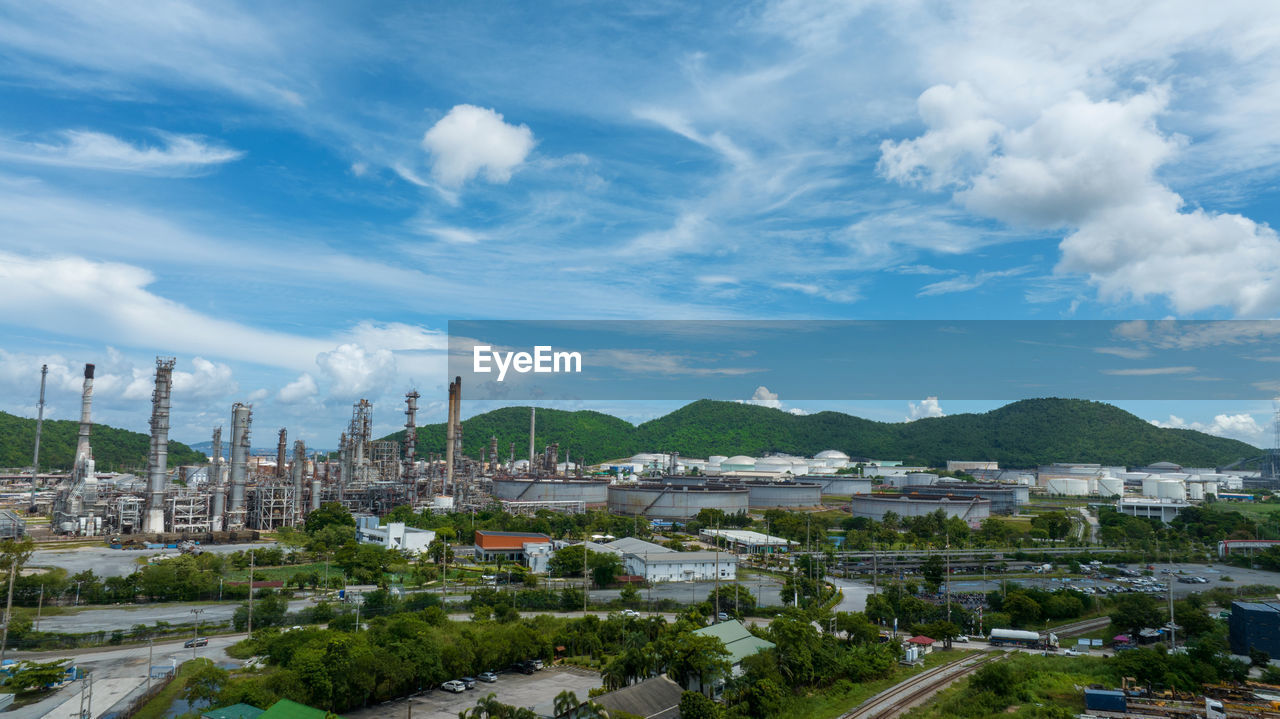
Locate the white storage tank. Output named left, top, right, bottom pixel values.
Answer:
left=1096, top=477, right=1124, bottom=498
left=905, top=472, right=939, bottom=486
left=1156, top=480, right=1186, bottom=501
left=709, top=455, right=728, bottom=465
left=721, top=455, right=756, bottom=472
left=1087, top=478, right=1099, bottom=495
left=1142, top=477, right=1162, bottom=498
left=1204, top=481, right=1219, bottom=496
left=1047, top=478, right=1090, bottom=496
left=1188, top=483, right=1205, bottom=501
left=755, top=457, right=793, bottom=473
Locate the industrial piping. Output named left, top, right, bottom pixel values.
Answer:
left=144, top=358, right=175, bottom=533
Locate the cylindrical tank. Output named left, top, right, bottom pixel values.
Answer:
left=740, top=481, right=822, bottom=508
left=1047, top=478, right=1089, bottom=496
left=1204, top=481, right=1219, bottom=496
left=904, top=472, right=938, bottom=486
left=228, top=402, right=252, bottom=514
left=607, top=484, right=749, bottom=519
left=721, top=455, right=755, bottom=472
left=1157, top=480, right=1185, bottom=501
left=1141, top=477, right=1161, bottom=497
left=492, top=478, right=610, bottom=505
left=1087, top=478, right=1099, bottom=495
left=755, top=457, right=792, bottom=473
left=708, top=455, right=728, bottom=465
left=1096, top=477, right=1124, bottom=497
left=812, top=477, right=873, bottom=496
left=1188, top=483, right=1205, bottom=501
left=849, top=493, right=991, bottom=522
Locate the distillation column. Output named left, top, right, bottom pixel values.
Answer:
left=144, top=358, right=175, bottom=533
left=210, top=426, right=226, bottom=531
left=445, top=379, right=457, bottom=495
left=291, top=439, right=306, bottom=524
left=276, top=429, right=287, bottom=478
left=528, top=407, right=536, bottom=474
left=227, top=402, right=252, bottom=529
left=310, top=452, right=322, bottom=512
left=404, top=391, right=419, bottom=500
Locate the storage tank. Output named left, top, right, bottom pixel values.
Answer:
left=904, top=472, right=938, bottom=486
left=810, top=477, right=873, bottom=496
left=491, top=478, right=610, bottom=505
left=1204, top=481, right=1219, bottom=496
left=1188, top=482, right=1205, bottom=501
left=1141, top=477, right=1162, bottom=497
left=1156, top=479, right=1186, bottom=501
left=607, top=484, right=749, bottom=519
left=721, top=455, right=756, bottom=472
left=755, top=457, right=793, bottom=473
left=789, top=460, right=810, bottom=476
left=1087, top=478, right=1099, bottom=495
left=1046, top=478, right=1089, bottom=496
left=849, top=493, right=990, bottom=522
left=1096, top=477, right=1124, bottom=498
left=740, top=481, right=822, bottom=509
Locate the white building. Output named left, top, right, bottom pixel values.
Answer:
left=1115, top=497, right=1190, bottom=523
left=626, top=550, right=737, bottom=582
left=356, top=522, right=436, bottom=554
left=700, top=528, right=796, bottom=554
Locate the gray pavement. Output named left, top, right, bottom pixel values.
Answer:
left=30, top=542, right=271, bottom=578
left=35, top=598, right=312, bottom=634
left=346, top=666, right=603, bottom=719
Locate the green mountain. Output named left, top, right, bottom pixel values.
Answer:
left=0, top=411, right=206, bottom=472
left=393, top=398, right=1261, bottom=469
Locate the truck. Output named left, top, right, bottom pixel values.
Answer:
left=989, top=628, right=1059, bottom=650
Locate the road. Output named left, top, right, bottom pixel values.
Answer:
left=5, top=634, right=244, bottom=719
left=35, top=599, right=313, bottom=634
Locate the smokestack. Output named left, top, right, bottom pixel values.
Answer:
left=529, top=407, right=536, bottom=473
left=291, top=439, right=306, bottom=523
left=451, top=377, right=462, bottom=491
left=75, top=363, right=95, bottom=471
left=210, top=426, right=225, bottom=530
left=29, top=364, right=48, bottom=510
left=444, top=379, right=456, bottom=495
left=276, top=428, right=288, bottom=478
left=144, top=358, right=175, bottom=533
left=228, top=402, right=252, bottom=525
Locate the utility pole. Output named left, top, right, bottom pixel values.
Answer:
left=246, top=550, right=254, bottom=635
left=191, top=608, right=205, bottom=657
left=583, top=530, right=589, bottom=614
left=0, top=561, right=15, bottom=662
left=35, top=584, right=43, bottom=631
left=945, top=534, right=951, bottom=626
left=714, top=519, right=721, bottom=620
left=147, top=638, right=154, bottom=691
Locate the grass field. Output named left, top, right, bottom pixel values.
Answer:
left=774, top=649, right=980, bottom=719
left=1207, top=501, right=1280, bottom=521
left=130, top=658, right=205, bottom=719
left=904, top=653, right=1113, bottom=718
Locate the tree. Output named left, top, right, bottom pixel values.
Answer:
left=183, top=658, right=229, bottom=705
left=679, top=690, right=721, bottom=719
left=553, top=690, right=580, bottom=717
left=549, top=545, right=586, bottom=578
left=306, top=502, right=355, bottom=535
left=834, top=611, right=880, bottom=645
left=662, top=634, right=731, bottom=695
left=1003, top=593, right=1041, bottom=628
left=589, top=552, right=624, bottom=589
left=7, top=659, right=69, bottom=694
left=1110, top=593, right=1164, bottom=640
left=920, top=554, right=944, bottom=592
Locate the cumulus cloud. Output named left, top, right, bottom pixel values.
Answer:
left=907, top=396, right=944, bottom=421
left=277, top=373, right=318, bottom=403
left=881, top=85, right=1280, bottom=315
left=171, top=357, right=237, bottom=399
left=0, top=130, right=244, bottom=175
left=421, top=105, right=535, bottom=187
left=316, top=343, right=396, bottom=397
left=737, top=385, right=808, bottom=415
left=1150, top=412, right=1265, bottom=445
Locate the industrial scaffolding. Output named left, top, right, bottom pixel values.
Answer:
left=249, top=483, right=297, bottom=530
left=167, top=492, right=211, bottom=533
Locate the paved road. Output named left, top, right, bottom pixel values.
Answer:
left=5, top=634, right=243, bottom=719
left=35, top=599, right=313, bottom=634
left=346, top=666, right=602, bottom=719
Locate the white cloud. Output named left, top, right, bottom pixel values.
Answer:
left=1150, top=413, right=1265, bottom=445
left=883, top=82, right=1280, bottom=315
left=277, top=373, right=318, bottom=403
left=735, top=385, right=807, bottom=414
left=916, top=266, right=1031, bottom=297
left=421, top=105, right=535, bottom=187
left=907, top=396, right=944, bottom=421
left=172, top=357, right=237, bottom=399
left=1101, top=366, right=1196, bottom=376
left=315, top=343, right=396, bottom=398
left=0, top=130, right=243, bottom=174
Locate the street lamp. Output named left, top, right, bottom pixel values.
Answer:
left=190, top=608, right=205, bottom=658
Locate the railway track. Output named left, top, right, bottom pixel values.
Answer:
left=1051, top=616, right=1111, bottom=638
left=840, top=652, right=1006, bottom=719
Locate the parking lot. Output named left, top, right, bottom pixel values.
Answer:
left=345, top=666, right=602, bottom=719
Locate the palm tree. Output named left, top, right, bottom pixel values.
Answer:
left=554, top=689, right=581, bottom=717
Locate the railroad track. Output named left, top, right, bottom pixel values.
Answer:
left=840, top=652, right=1005, bottom=719
left=1051, top=616, right=1111, bottom=637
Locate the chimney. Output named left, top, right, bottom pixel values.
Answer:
left=529, top=407, right=536, bottom=473
left=74, top=363, right=95, bottom=472
left=276, top=428, right=288, bottom=478
left=445, top=379, right=456, bottom=495
left=291, top=439, right=306, bottom=523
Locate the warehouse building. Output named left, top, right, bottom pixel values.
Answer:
left=700, top=528, right=796, bottom=554
left=1114, top=497, right=1189, bottom=523
left=473, top=529, right=552, bottom=566
left=626, top=549, right=737, bottom=582
left=355, top=521, right=435, bottom=554
left=1229, top=601, right=1280, bottom=657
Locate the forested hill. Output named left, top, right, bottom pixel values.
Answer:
left=0, top=411, right=205, bottom=472
left=388, top=398, right=1260, bottom=469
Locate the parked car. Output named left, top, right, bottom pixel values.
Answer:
left=953, top=635, right=969, bottom=643
left=531, top=659, right=544, bottom=670
left=461, top=677, right=476, bottom=689
left=442, top=680, right=466, bottom=693
left=478, top=671, right=498, bottom=683
left=511, top=661, right=535, bottom=675
left=717, top=612, right=730, bottom=622
left=184, top=637, right=209, bottom=648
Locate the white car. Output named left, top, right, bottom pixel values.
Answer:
left=442, top=680, right=466, bottom=693
left=1062, top=648, right=1083, bottom=656
left=619, top=609, right=641, bottom=618
left=953, top=635, right=969, bottom=643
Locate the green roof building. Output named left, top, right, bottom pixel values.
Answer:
left=202, top=704, right=265, bottom=719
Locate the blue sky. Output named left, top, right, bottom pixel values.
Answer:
left=1, top=2, right=1279, bottom=451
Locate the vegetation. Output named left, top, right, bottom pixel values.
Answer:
left=0, top=410, right=204, bottom=471
left=378, top=398, right=1257, bottom=467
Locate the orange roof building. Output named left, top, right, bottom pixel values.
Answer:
left=474, top=529, right=552, bottom=565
